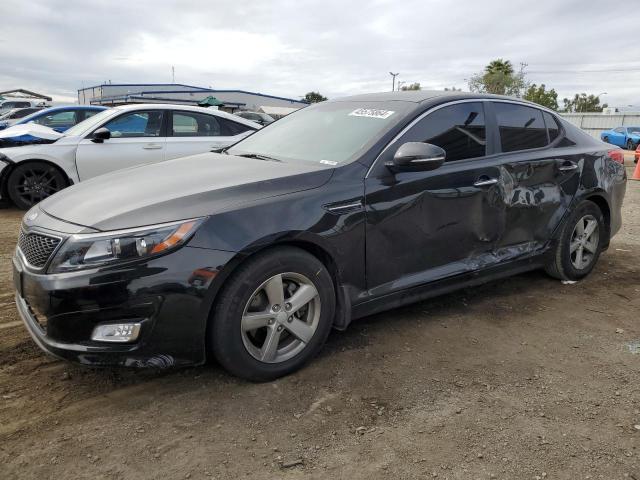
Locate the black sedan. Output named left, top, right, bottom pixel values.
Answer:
left=13, top=91, right=627, bottom=381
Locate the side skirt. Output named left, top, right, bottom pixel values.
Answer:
left=349, top=255, right=547, bottom=322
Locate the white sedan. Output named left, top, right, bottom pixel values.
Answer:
left=0, top=104, right=260, bottom=209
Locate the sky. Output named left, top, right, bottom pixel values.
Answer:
left=1, top=0, right=638, bottom=108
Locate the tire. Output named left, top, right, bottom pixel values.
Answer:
left=209, top=246, right=336, bottom=381
left=627, top=139, right=635, bottom=151
left=603, top=136, right=609, bottom=144
left=7, top=161, right=68, bottom=210
left=545, top=200, right=605, bottom=281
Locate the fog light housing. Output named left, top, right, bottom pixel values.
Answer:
left=91, top=323, right=141, bottom=343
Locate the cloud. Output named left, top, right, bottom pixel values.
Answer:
left=0, top=0, right=638, bottom=108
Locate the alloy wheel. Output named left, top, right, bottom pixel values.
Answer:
left=13, top=167, right=64, bottom=205
left=569, top=214, right=599, bottom=270
left=241, top=272, right=321, bottom=364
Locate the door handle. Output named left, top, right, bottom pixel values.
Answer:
left=473, top=177, right=499, bottom=187
left=143, top=144, right=163, bottom=150
left=558, top=161, right=578, bottom=172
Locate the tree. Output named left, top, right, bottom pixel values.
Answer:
left=562, top=93, right=608, bottom=113
left=400, top=82, right=421, bottom=91
left=302, top=91, right=327, bottom=103
left=468, top=59, right=527, bottom=97
left=523, top=83, right=559, bottom=110
left=444, top=86, right=461, bottom=92
left=485, top=59, right=514, bottom=76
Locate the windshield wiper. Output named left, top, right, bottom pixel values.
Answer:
left=235, top=152, right=282, bottom=162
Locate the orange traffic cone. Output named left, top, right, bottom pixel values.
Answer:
left=632, top=158, right=640, bottom=181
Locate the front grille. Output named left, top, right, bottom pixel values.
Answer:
left=18, top=229, right=61, bottom=268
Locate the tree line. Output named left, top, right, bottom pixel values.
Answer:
left=467, top=59, right=607, bottom=112
left=302, top=58, right=608, bottom=112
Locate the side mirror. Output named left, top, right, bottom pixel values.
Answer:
left=91, top=127, right=111, bottom=143
left=387, top=142, right=446, bottom=171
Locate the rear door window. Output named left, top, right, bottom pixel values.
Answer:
left=397, top=102, right=487, bottom=162
left=494, top=103, right=547, bottom=152
left=33, top=110, right=77, bottom=128
left=171, top=111, right=222, bottom=137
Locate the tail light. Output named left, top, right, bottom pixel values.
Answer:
left=608, top=150, right=624, bottom=165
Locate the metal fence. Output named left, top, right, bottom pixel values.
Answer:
left=560, top=113, right=640, bottom=139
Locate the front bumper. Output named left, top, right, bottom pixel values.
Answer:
left=13, top=244, right=236, bottom=368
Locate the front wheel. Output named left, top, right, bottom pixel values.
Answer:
left=209, top=247, right=336, bottom=381
left=545, top=200, right=605, bottom=281
left=627, top=139, right=635, bottom=151
left=7, top=162, right=68, bottom=210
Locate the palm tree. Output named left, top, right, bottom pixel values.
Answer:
left=485, top=59, right=514, bottom=76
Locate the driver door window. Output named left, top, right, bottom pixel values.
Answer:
left=396, top=102, right=487, bottom=161
left=104, top=111, right=164, bottom=138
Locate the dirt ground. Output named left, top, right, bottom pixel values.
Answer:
left=0, top=162, right=639, bottom=480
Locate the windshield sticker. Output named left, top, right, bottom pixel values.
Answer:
left=320, top=160, right=338, bottom=166
left=349, top=108, right=395, bottom=119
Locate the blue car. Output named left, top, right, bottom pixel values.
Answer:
left=0, top=105, right=107, bottom=148
left=600, top=126, right=640, bottom=150
left=0, top=105, right=107, bottom=131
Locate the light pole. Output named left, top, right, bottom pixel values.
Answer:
left=389, top=72, right=399, bottom=92
left=595, top=92, right=608, bottom=111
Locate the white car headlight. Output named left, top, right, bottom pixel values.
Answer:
left=48, top=218, right=205, bottom=273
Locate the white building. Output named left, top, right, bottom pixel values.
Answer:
left=77, top=83, right=307, bottom=115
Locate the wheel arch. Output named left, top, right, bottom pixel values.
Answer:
left=202, top=234, right=351, bottom=353
left=584, top=193, right=611, bottom=247
left=1, top=158, right=73, bottom=204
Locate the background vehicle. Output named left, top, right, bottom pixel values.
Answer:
left=0, top=98, right=46, bottom=113
left=12, top=91, right=627, bottom=381
left=0, top=105, right=108, bottom=149
left=601, top=126, right=640, bottom=150
left=0, top=105, right=107, bottom=133
left=0, top=104, right=260, bottom=208
left=0, top=107, right=45, bottom=128
left=235, top=111, right=275, bottom=126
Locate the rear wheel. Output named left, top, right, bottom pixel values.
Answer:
left=7, top=161, right=68, bottom=209
left=209, top=247, right=335, bottom=381
left=545, top=200, right=604, bottom=281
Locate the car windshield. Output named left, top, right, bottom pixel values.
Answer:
left=227, top=101, right=412, bottom=165
left=628, top=127, right=640, bottom=134
left=63, top=109, right=112, bottom=136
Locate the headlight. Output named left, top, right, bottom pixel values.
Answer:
left=48, top=218, right=205, bottom=273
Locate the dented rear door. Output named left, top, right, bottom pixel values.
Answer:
left=364, top=101, right=510, bottom=294
left=490, top=103, right=580, bottom=257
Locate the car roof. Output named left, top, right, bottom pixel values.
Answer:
left=331, top=90, right=553, bottom=110
left=111, top=103, right=261, bottom=128
left=34, top=105, right=107, bottom=113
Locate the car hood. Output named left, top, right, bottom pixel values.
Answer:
left=40, top=152, right=334, bottom=231
left=0, top=123, right=63, bottom=140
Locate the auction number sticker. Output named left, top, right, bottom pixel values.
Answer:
left=349, top=108, right=395, bottom=119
